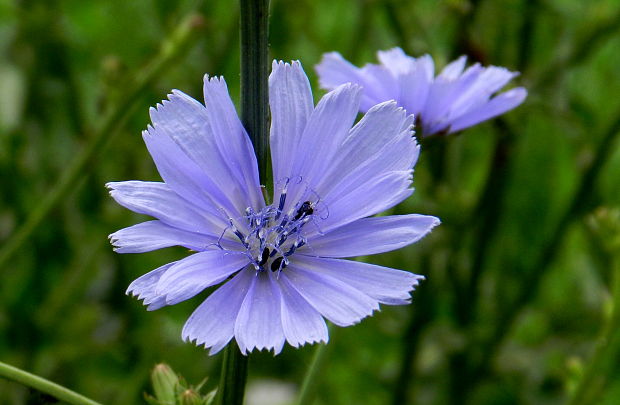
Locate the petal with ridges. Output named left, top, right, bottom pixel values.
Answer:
left=306, top=214, right=440, bottom=257
left=156, top=250, right=249, bottom=305
left=318, top=171, right=414, bottom=234
left=234, top=271, right=285, bottom=354
left=182, top=269, right=254, bottom=355
left=142, top=125, right=236, bottom=221
left=106, top=181, right=222, bottom=236
left=284, top=83, right=362, bottom=210
left=315, top=101, right=411, bottom=194
left=149, top=91, right=258, bottom=213
left=293, top=256, right=424, bottom=305
left=126, top=262, right=176, bottom=311
left=277, top=274, right=328, bottom=347
left=269, top=61, right=314, bottom=185
left=201, top=78, right=263, bottom=210
left=285, top=263, right=379, bottom=326
left=449, top=87, right=527, bottom=133
left=109, top=220, right=227, bottom=253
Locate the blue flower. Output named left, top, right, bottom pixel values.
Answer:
left=108, top=61, right=439, bottom=355
left=315, top=48, right=527, bottom=136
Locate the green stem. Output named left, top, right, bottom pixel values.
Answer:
left=296, top=325, right=333, bottom=405
left=216, top=345, right=249, bottom=405
left=0, top=14, right=204, bottom=271
left=0, top=361, right=102, bottom=405
left=240, top=0, right=271, bottom=184
left=568, top=255, right=620, bottom=405
left=215, top=1, right=270, bottom=404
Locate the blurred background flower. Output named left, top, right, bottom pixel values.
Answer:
left=316, top=48, right=527, bottom=136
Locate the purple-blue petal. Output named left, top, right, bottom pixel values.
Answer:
left=182, top=269, right=254, bottom=355
left=106, top=181, right=222, bottom=236
left=269, top=61, right=314, bottom=186
left=109, top=220, right=223, bottom=253
left=156, top=250, right=249, bottom=305
left=201, top=78, right=263, bottom=210
left=149, top=89, right=263, bottom=214
left=234, top=271, right=285, bottom=354
left=449, top=87, right=528, bottom=133
left=277, top=274, right=328, bottom=347
left=281, top=82, right=362, bottom=211
left=292, top=256, right=424, bottom=306
left=126, top=262, right=176, bottom=311
left=306, top=214, right=440, bottom=257
left=284, top=263, right=379, bottom=327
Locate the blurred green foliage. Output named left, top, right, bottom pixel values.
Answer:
left=1, top=0, right=620, bottom=404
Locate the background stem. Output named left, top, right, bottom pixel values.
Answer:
left=0, top=14, right=204, bottom=271
left=0, top=361, right=102, bottom=405
left=296, top=325, right=334, bottom=405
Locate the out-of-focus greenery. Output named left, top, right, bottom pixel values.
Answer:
left=1, top=0, right=620, bottom=404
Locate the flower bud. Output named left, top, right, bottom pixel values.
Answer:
left=151, top=363, right=178, bottom=404
left=179, top=389, right=202, bottom=405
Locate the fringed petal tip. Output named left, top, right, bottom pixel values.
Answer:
left=108, top=232, right=122, bottom=251
left=271, top=59, right=304, bottom=70
left=125, top=288, right=167, bottom=312
left=202, top=74, right=226, bottom=86
left=104, top=182, right=119, bottom=192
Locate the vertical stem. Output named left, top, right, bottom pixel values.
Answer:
left=216, top=1, right=270, bottom=405
left=240, top=0, right=271, bottom=183
left=216, top=345, right=249, bottom=405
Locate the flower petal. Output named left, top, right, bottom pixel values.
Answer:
left=284, top=262, right=379, bottom=326
left=315, top=52, right=385, bottom=112
left=182, top=269, right=254, bottom=355
left=109, top=220, right=225, bottom=253
left=142, top=125, right=236, bottom=221
left=377, top=47, right=415, bottom=75
left=234, top=271, right=285, bottom=354
left=318, top=171, right=414, bottom=234
left=106, top=181, right=222, bottom=235
left=126, top=262, right=176, bottom=311
left=449, top=87, right=527, bottom=133
left=306, top=214, right=440, bottom=257
left=277, top=274, right=328, bottom=347
left=283, top=83, right=362, bottom=211
left=438, top=55, right=467, bottom=81
left=149, top=89, right=262, bottom=214
left=156, top=250, right=249, bottom=306
left=315, top=101, right=414, bottom=196
left=398, top=55, right=434, bottom=115
left=444, top=65, right=517, bottom=122
left=202, top=77, right=263, bottom=209
left=269, top=61, right=314, bottom=185
left=292, top=256, right=424, bottom=306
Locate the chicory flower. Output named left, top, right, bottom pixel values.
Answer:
left=108, top=61, right=439, bottom=355
left=316, top=47, right=527, bottom=136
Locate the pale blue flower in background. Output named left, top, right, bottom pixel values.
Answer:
left=316, top=47, right=527, bottom=136
left=107, top=61, right=439, bottom=355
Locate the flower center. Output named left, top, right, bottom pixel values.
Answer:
left=217, top=180, right=321, bottom=273
left=234, top=197, right=314, bottom=273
